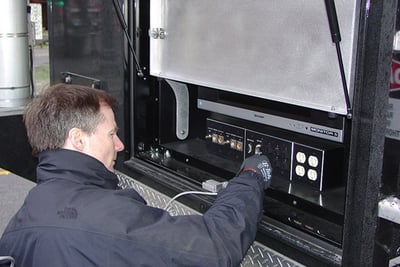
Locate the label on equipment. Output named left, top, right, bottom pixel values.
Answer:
left=391, top=60, right=400, bottom=90
left=387, top=59, right=400, bottom=140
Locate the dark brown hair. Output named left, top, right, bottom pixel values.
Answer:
left=24, top=83, right=118, bottom=155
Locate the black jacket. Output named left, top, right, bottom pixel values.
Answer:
left=0, top=149, right=264, bottom=267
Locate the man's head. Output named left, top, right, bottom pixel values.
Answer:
left=24, top=83, right=124, bottom=172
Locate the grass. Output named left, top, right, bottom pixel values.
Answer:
left=33, top=65, right=50, bottom=95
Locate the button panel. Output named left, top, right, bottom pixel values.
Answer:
left=206, top=118, right=344, bottom=191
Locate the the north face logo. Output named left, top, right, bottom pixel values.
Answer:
left=57, top=207, right=78, bottom=219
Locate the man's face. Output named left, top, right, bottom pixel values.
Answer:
left=82, top=105, right=124, bottom=172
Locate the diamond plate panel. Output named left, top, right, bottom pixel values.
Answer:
left=116, top=172, right=303, bottom=267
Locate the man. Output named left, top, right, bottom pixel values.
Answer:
left=0, top=83, right=272, bottom=266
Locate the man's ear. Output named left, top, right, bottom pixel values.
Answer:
left=65, top=128, right=86, bottom=151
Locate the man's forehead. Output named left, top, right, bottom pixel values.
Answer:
left=98, top=105, right=117, bottom=126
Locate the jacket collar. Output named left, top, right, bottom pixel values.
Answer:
left=37, top=149, right=118, bottom=189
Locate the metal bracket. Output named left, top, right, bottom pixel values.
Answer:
left=61, top=72, right=103, bottom=89
left=378, top=195, right=400, bottom=224
left=165, top=79, right=189, bottom=140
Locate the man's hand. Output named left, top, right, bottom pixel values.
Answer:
left=239, top=155, right=272, bottom=189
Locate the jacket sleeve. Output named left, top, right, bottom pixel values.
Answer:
left=203, top=172, right=264, bottom=260
left=119, top=171, right=265, bottom=267
left=202, top=171, right=265, bottom=264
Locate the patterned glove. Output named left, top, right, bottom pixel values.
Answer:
left=239, top=154, right=272, bottom=189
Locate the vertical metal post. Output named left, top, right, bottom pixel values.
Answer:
left=343, top=0, right=397, bottom=265
left=0, top=0, right=30, bottom=108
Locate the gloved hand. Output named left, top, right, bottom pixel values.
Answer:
left=238, top=154, right=272, bottom=189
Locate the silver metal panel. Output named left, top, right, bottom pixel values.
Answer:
left=116, top=172, right=304, bottom=267
left=198, top=99, right=344, bottom=143
left=150, top=0, right=360, bottom=115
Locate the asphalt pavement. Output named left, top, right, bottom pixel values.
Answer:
left=33, top=45, right=49, bottom=68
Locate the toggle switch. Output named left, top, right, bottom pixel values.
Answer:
left=255, top=144, right=262, bottom=155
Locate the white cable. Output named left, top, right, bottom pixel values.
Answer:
left=164, top=191, right=217, bottom=211
left=0, top=256, right=15, bottom=267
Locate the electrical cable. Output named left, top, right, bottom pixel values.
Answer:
left=29, top=44, right=35, bottom=97
left=0, top=256, right=15, bottom=267
left=164, top=191, right=218, bottom=212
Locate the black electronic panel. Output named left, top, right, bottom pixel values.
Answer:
left=202, top=116, right=346, bottom=246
